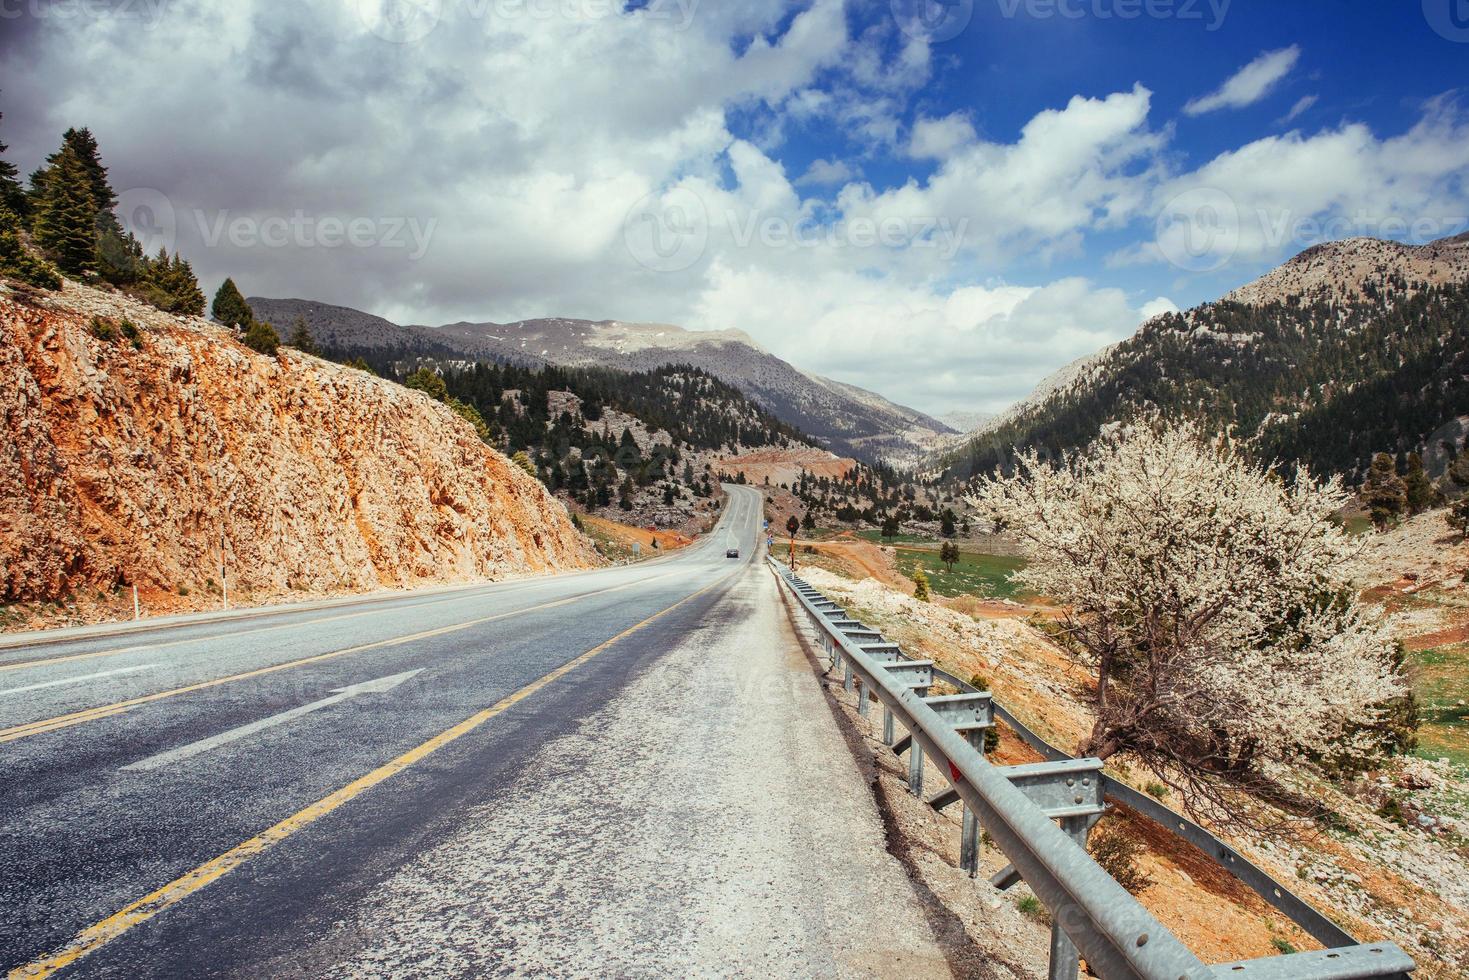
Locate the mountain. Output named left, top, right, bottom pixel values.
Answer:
left=247, top=299, right=955, bottom=467
left=943, top=234, right=1469, bottom=481
left=938, top=410, right=993, bottom=433
left=1, top=282, right=592, bottom=607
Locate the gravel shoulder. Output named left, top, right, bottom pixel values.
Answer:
left=310, top=559, right=961, bottom=978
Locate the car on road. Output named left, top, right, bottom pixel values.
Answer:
left=725, top=548, right=740, bottom=558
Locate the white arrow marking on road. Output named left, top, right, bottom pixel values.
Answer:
left=121, top=669, right=425, bottom=773
left=0, top=664, right=158, bottom=697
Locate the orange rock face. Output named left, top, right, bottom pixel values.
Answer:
left=0, top=283, right=595, bottom=603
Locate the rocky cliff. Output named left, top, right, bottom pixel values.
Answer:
left=0, top=283, right=595, bottom=612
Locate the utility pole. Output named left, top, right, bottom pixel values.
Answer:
left=220, top=531, right=229, bottom=611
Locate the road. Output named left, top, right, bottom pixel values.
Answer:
left=0, top=485, right=956, bottom=978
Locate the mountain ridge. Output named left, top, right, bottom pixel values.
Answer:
left=942, top=233, right=1469, bottom=480
left=247, top=297, right=956, bottom=466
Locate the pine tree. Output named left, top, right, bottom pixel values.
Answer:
left=30, top=145, right=97, bottom=276
left=286, top=315, right=320, bottom=355
left=165, top=253, right=205, bottom=315
left=940, top=540, right=960, bottom=572
left=1403, top=452, right=1435, bottom=515
left=1362, top=452, right=1407, bottom=530
left=0, top=100, right=26, bottom=219
left=211, top=278, right=254, bottom=328
left=0, top=200, right=62, bottom=289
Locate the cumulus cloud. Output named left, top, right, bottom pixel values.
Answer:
left=7, top=4, right=1466, bottom=420
left=907, top=112, right=977, bottom=160
left=794, top=158, right=858, bottom=186
left=1119, top=96, right=1469, bottom=271
left=1184, top=46, right=1300, bottom=116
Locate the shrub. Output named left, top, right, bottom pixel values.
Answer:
left=1271, top=938, right=1298, bottom=955
left=88, top=315, right=116, bottom=341
left=912, top=567, right=930, bottom=602
left=0, top=202, right=62, bottom=289
left=242, top=319, right=280, bottom=356
left=1088, top=819, right=1155, bottom=894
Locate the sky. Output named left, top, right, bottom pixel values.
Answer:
left=4, top=0, right=1469, bottom=419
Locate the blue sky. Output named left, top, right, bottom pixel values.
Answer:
left=8, top=0, right=1469, bottom=417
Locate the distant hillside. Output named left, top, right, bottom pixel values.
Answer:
left=944, top=234, right=1469, bottom=481
left=247, top=298, right=954, bottom=467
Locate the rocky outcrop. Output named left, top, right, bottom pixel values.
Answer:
left=0, top=282, right=596, bottom=606
left=1226, top=233, right=1469, bottom=307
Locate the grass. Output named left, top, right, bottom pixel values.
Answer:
left=1015, top=894, right=1049, bottom=924
left=890, top=545, right=1029, bottom=600
left=579, top=517, right=659, bottom=563
left=854, top=528, right=943, bottom=546
left=1409, top=641, right=1469, bottom=769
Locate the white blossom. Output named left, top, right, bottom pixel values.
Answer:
left=970, top=420, right=1405, bottom=821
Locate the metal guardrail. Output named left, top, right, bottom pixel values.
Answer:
left=769, top=558, right=1415, bottom=980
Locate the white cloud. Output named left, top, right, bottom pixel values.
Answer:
left=795, top=158, right=858, bottom=186
left=11, top=6, right=1468, bottom=422
left=1279, top=94, right=1319, bottom=126
left=1184, top=46, right=1300, bottom=116
left=907, top=112, right=977, bottom=160
left=1125, top=97, right=1469, bottom=271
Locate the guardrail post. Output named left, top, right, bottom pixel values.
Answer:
left=857, top=680, right=870, bottom=717
left=882, top=707, right=895, bottom=746
left=960, top=805, right=980, bottom=876
left=843, top=660, right=854, bottom=693
left=908, top=738, right=924, bottom=796
left=962, top=725, right=987, bottom=876
left=1046, top=815, right=1090, bottom=980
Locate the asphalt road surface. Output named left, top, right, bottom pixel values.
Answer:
left=1, top=484, right=953, bottom=978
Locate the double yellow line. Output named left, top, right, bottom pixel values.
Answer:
left=10, top=569, right=736, bottom=980
left=0, top=569, right=683, bottom=746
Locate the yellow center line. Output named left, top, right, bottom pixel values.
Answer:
left=0, top=573, right=605, bottom=675
left=9, top=568, right=735, bottom=980
left=0, top=568, right=687, bottom=746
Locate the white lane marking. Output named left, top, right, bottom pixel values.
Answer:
left=120, top=669, right=425, bottom=773
left=0, top=664, right=158, bottom=697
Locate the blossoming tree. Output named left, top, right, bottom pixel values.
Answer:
left=971, top=420, right=1409, bottom=824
